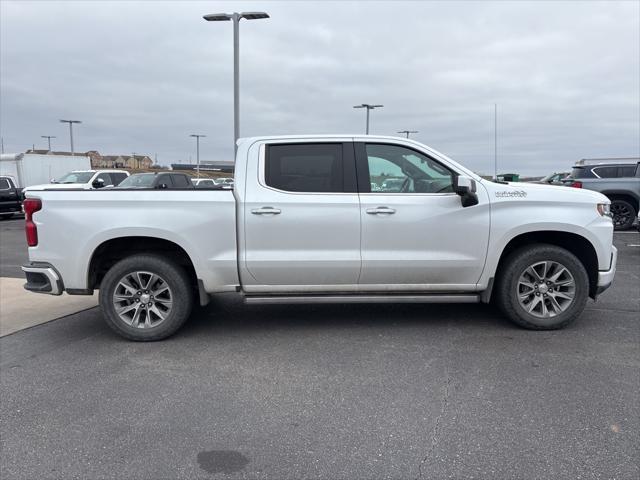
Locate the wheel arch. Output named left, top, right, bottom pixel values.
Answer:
left=492, top=231, right=599, bottom=300
left=87, top=236, right=199, bottom=294
left=601, top=191, right=639, bottom=212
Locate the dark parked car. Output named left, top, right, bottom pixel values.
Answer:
left=115, top=172, right=194, bottom=189
left=0, top=175, right=23, bottom=219
left=562, top=159, right=640, bottom=230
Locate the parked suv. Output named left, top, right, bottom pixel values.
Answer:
left=563, top=158, right=640, bottom=230
left=0, top=175, right=22, bottom=219
left=115, top=172, right=194, bottom=189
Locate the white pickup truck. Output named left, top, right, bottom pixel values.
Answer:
left=22, top=135, right=617, bottom=340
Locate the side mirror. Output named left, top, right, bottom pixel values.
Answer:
left=156, top=183, right=169, bottom=190
left=50, top=178, right=56, bottom=183
left=454, top=175, right=479, bottom=207
left=92, top=178, right=105, bottom=189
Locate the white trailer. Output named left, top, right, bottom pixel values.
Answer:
left=0, top=153, right=91, bottom=188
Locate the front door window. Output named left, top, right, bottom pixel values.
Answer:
left=366, top=144, right=454, bottom=194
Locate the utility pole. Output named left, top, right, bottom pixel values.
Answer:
left=41, top=135, right=56, bottom=151
left=59, top=119, right=82, bottom=155
left=397, top=130, right=418, bottom=139
left=204, top=11, right=270, bottom=155
left=353, top=104, right=383, bottom=134
left=1, top=137, right=4, bottom=154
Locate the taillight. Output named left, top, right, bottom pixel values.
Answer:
left=24, top=198, right=42, bottom=247
left=569, top=181, right=583, bottom=188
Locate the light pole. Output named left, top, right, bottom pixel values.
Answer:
left=494, top=103, right=498, bottom=181
left=41, top=135, right=56, bottom=151
left=203, top=11, right=269, bottom=155
left=397, top=130, right=418, bottom=139
left=189, top=134, right=206, bottom=177
left=353, top=104, right=383, bottom=134
left=59, top=119, right=81, bottom=155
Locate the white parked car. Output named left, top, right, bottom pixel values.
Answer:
left=191, top=178, right=219, bottom=188
left=21, top=135, right=616, bottom=340
left=24, top=169, right=130, bottom=191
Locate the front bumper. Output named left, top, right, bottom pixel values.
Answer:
left=595, top=246, right=617, bottom=296
left=22, top=262, right=63, bottom=295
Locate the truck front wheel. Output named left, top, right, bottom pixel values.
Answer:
left=99, top=254, right=193, bottom=341
left=495, top=245, right=589, bottom=330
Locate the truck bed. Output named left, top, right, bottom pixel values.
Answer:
left=26, top=189, right=240, bottom=293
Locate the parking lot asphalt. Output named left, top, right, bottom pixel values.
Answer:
left=0, top=216, right=27, bottom=278
left=1, top=217, right=638, bottom=479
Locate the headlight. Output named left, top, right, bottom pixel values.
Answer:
left=597, top=203, right=612, bottom=218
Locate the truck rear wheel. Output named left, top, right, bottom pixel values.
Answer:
left=99, top=254, right=193, bottom=341
left=495, top=245, right=589, bottom=330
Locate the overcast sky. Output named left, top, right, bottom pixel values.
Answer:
left=1, top=0, right=639, bottom=175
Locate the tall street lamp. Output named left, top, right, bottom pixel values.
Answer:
left=59, top=119, right=82, bottom=155
left=353, top=104, right=383, bottom=134
left=203, top=11, right=269, bottom=155
left=41, top=135, right=56, bottom=151
left=397, top=130, right=418, bottom=139
left=189, top=134, right=206, bottom=177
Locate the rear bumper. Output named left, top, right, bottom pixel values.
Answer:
left=21, top=262, right=63, bottom=295
left=596, top=246, right=617, bottom=295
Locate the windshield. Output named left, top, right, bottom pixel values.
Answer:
left=55, top=172, right=94, bottom=183
left=116, top=174, right=156, bottom=188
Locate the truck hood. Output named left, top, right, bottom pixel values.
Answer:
left=481, top=180, right=609, bottom=204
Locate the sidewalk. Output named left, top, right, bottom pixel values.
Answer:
left=0, top=277, right=98, bottom=336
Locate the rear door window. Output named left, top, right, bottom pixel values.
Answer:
left=592, top=166, right=617, bottom=178
left=618, top=166, right=636, bottom=177
left=265, top=143, right=345, bottom=193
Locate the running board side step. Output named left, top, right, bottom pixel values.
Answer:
left=244, top=294, right=480, bottom=305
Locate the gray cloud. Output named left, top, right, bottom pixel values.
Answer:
left=1, top=0, right=638, bottom=175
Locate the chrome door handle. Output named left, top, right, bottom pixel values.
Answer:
left=251, top=207, right=281, bottom=215
left=366, top=206, right=396, bottom=215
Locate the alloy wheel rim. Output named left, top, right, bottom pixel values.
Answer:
left=610, top=203, right=630, bottom=228
left=113, top=271, right=173, bottom=328
left=517, top=261, right=575, bottom=318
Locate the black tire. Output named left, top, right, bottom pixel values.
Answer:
left=99, top=254, right=194, bottom=341
left=610, top=199, right=636, bottom=231
left=495, top=244, right=589, bottom=330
